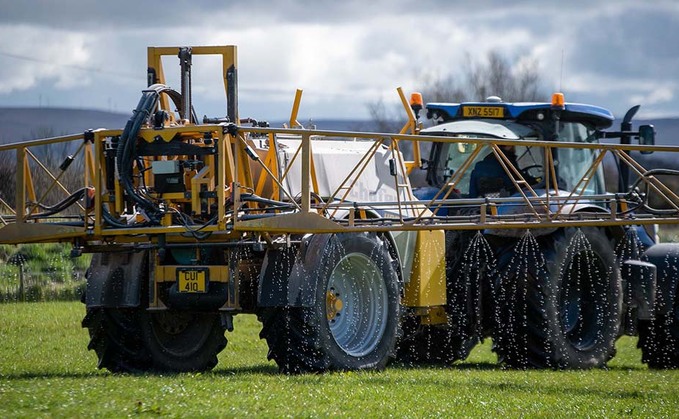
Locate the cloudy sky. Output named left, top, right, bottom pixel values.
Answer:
left=1, top=1, right=678, bottom=121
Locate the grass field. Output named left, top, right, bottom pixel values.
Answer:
left=1, top=302, right=678, bottom=417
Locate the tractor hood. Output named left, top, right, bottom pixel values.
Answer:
left=421, top=119, right=536, bottom=140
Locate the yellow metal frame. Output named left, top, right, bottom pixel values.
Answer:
left=3, top=126, right=679, bottom=245
left=396, top=87, right=423, bottom=175
left=147, top=45, right=238, bottom=121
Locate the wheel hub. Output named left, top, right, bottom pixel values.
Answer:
left=326, top=288, right=344, bottom=321
left=326, top=252, right=389, bottom=357
left=155, top=311, right=191, bottom=335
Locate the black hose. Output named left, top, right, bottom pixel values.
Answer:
left=627, top=168, right=679, bottom=215
left=629, top=168, right=679, bottom=190
left=27, top=188, right=87, bottom=218
left=240, top=193, right=297, bottom=209
left=175, top=212, right=218, bottom=240
left=116, top=84, right=189, bottom=224
left=117, top=90, right=159, bottom=221
left=101, top=207, right=151, bottom=229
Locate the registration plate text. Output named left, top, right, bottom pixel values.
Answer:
left=177, top=269, right=208, bottom=293
left=462, top=106, right=505, bottom=118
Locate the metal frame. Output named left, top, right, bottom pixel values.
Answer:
left=1, top=124, right=679, bottom=246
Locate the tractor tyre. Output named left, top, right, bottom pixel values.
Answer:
left=396, top=231, right=482, bottom=364
left=395, top=320, right=477, bottom=366
left=83, top=251, right=227, bottom=373
left=82, top=307, right=151, bottom=373
left=638, top=244, right=679, bottom=369
left=638, top=318, right=679, bottom=369
left=139, top=310, right=227, bottom=372
left=259, top=233, right=401, bottom=374
left=493, top=227, right=622, bottom=369
left=638, top=316, right=679, bottom=369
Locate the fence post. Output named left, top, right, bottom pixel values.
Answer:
left=19, top=262, right=25, bottom=302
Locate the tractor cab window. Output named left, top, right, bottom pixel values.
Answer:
left=431, top=119, right=544, bottom=197
left=467, top=142, right=545, bottom=198
left=554, top=122, right=605, bottom=195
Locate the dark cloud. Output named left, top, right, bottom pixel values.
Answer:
left=0, top=0, right=609, bottom=30
left=1, top=1, right=678, bottom=119
left=570, top=7, right=679, bottom=79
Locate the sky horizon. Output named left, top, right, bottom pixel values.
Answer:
left=1, top=1, right=678, bottom=121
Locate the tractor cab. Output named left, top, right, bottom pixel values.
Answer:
left=420, top=94, right=617, bottom=198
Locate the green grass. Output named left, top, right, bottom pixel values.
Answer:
left=0, top=244, right=90, bottom=302
left=1, top=302, right=678, bottom=417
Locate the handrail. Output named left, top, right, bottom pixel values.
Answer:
left=0, top=124, right=678, bottom=246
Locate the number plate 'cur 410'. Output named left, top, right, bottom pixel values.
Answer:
left=177, top=268, right=208, bottom=293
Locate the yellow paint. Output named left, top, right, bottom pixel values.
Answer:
left=191, top=165, right=213, bottom=214
left=403, top=230, right=446, bottom=307
left=326, top=290, right=344, bottom=321
left=396, top=87, right=422, bottom=174
left=289, top=89, right=303, bottom=128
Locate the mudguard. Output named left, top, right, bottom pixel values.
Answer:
left=621, top=260, right=657, bottom=322
left=257, top=234, right=332, bottom=307
left=644, top=243, right=679, bottom=317
left=257, top=245, right=299, bottom=307
left=84, top=251, right=148, bottom=308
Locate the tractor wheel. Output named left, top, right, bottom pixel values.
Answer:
left=139, top=310, right=227, bottom=372
left=82, top=250, right=227, bottom=373
left=396, top=231, right=483, bottom=364
left=260, top=233, right=401, bottom=373
left=82, top=307, right=150, bottom=373
left=638, top=244, right=679, bottom=369
left=493, top=228, right=621, bottom=369
left=638, top=315, right=679, bottom=369
left=395, top=320, right=477, bottom=365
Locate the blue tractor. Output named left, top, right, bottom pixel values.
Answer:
left=397, top=93, right=679, bottom=369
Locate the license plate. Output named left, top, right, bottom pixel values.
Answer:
left=177, top=269, right=208, bottom=293
left=462, top=106, right=504, bottom=118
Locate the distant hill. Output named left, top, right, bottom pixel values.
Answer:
left=0, top=107, right=385, bottom=144
left=0, top=108, right=130, bottom=143
left=637, top=118, right=679, bottom=146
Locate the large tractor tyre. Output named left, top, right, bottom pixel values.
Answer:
left=82, top=307, right=150, bottom=373
left=493, top=228, right=622, bottom=369
left=396, top=231, right=482, bottom=365
left=83, top=251, right=228, bottom=373
left=638, top=244, right=679, bottom=369
left=396, top=319, right=477, bottom=366
left=260, top=233, right=401, bottom=374
left=139, top=310, right=227, bottom=372
left=638, top=316, right=679, bottom=369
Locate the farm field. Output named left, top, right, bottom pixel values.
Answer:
left=1, top=302, right=677, bottom=417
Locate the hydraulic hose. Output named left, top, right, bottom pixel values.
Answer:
left=116, top=84, right=186, bottom=225
left=117, top=89, right=160, bottom=222
left=628, top=168, right=679, bottom=216
left=26, top=188, right=87, bottom=219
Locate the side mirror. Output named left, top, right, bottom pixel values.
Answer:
left=639, top=124, right=655, bottom=155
